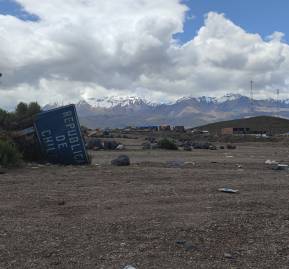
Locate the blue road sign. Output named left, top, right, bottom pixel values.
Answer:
left=34, top=104, right=89, bottom=165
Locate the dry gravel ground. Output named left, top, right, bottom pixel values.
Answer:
left=1, top=143, right=289, bottom=268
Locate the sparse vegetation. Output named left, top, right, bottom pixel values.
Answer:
left=158, top=138, right=178, bottom=150
left=0, top=139, right=22, bottom=168
left=0, top=102, right=41, bottom=130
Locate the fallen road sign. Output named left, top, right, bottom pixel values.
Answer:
left=34, top=104, right=89, bottom=165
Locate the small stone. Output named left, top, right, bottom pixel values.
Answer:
left=58, top=201, right=65, bottom=206
left=111, top=155, right=130, bottom=166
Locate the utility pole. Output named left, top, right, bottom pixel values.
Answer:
left=250, top=80, right=254, bottom=113
left=276, top=89, right=280, bottom=117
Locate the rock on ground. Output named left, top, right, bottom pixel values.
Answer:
left=111, top=155, right=130, bottom=166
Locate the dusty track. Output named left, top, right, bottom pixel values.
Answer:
left=1, top=143, right=289, bottom=268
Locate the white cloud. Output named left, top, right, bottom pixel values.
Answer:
left=0, top=1, right=289, bottom=109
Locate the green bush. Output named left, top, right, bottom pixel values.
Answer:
left=158, top=138, right=178, bottom=150
left=0, top=140, right=22, bottom=167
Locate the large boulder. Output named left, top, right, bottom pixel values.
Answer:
left=86, top=138, right=103, bottom=150
left=103, top=140, right=119, bottom=150
left=193, top=142, right=210, bottom=149
left=111, top=155, right=130, bottom=166
left=183, top=144, right=192, bottom=151
left=227, top=144, right=237, bottom=150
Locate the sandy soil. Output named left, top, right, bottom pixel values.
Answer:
left=1, top=143, right=289, bottom=268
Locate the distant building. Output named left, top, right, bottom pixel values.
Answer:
left=221, top=127, right=250, bottom=135
left=159, top=125, right=171, bottom=131
left=221, top=127, right=268, bottom=136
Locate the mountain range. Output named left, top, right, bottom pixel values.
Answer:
left=43, top=94, right=289, bottom=128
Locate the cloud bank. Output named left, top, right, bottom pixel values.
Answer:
left=1, top=0, right=289, bottom=109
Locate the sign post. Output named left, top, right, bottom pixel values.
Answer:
left=34, top=104, right=89, bottom=165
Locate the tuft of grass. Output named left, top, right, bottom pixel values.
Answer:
left=0, top=140, right=22, bottom=168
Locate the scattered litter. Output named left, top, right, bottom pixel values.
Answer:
left=123, top=266, right=136, bottom=269
left=175, top=239, right=195, bottom=251
left=116, top=144, right=125, bottom=150
left=31, top=166, right=40, bottom=169
left=209, top=145, right=217, bottom=150
left=184, top=161, right=195, bottom=166
left=272, top=164, right=288, bottom=171
left=224, top=253, right=233, bottom=259
left=166, top=160, right=185, bottom=168
left=265, top=159, right=278, bottom=165
left=183, top=241, right=194, bottom=251
left=95, top=163, right=101, bottom=166
left=237, top=164, right=242, bottom=168
left=218, top=188, right=239, bottom=193
left=226, top=156, right=233, bottom=158
left=175, top=239, right=186, bottom=245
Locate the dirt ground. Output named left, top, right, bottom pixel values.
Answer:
left=1, top=143, right=289, bottom=268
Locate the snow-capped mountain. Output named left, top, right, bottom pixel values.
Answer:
left=43, top=94, right=289, bottom=128
left=86, top=96, right=154, bottom=108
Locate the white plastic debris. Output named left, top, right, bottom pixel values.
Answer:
left=272, top=164, right=289, bottom=171
left=265, top=160, right=278, bottom=165
left=184, top=161, right=196, bottom=165
left=218, top=188, right=239, bottom=193
left=123, top=266, right=137, bottom=269
left=116, top=144, right=125, bottom=150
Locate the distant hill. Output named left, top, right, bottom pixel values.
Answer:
left=196, top=116, right=289, bottom=135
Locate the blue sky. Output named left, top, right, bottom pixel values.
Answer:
left=1, top=0, right=288, bottom=42
left=0, top=0, right=38, bottom=21
left=178, top=0, right=289, bottom=43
